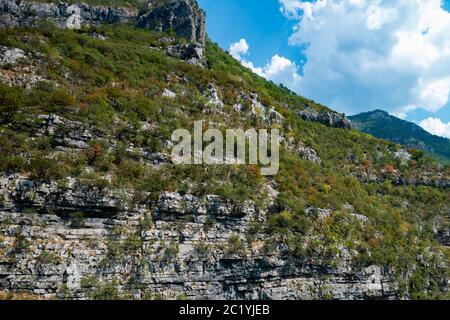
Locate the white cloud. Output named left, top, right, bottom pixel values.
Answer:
left=366, top=4, right=398, bottom=30
left=229, top=39, right=302, bottom=89
left=261, top=54, right=302, bottom=88
left=278, top=0, right=450, bottom=116
left=229, top=39, right=264, bottom=76
left=420, top=117, right=450, bottom=138
left=416, top=77, right=450, bottom=112
left=229, top=38, right=250, bottom=60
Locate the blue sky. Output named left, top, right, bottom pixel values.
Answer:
left=198, top=0, right=450, bottom=139
left=198, top=0, right=300, bottom=67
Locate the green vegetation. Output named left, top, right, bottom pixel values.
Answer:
left=69, top=212, right=86, bottom=228
left=36, top=251, right=61, bottom=266
left=12, top=235, right=30, bottom=253
left=226, top=234, right=246, bottom=256
left=162, top=241, right=179, bottom=261
left=80, top=276, right=127, bottom=300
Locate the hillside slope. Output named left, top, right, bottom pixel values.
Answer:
left=350, top=110, right=450, bottom=163
left=0, top=0, right=449, bottom=300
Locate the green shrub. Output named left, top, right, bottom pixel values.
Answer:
left=268, top=211, right=293, bottom=229
left=69, top=212, right=86, bottom=228
left=50, top=88, right=76, bottom=107
left=163, top=241, right=179, bottom=261
left=13, top=235, right=30, bottom=253
left=29, top=156, right=64, bottom=180
left=226, top=234, right=246, bottom=256
left=194, top=243, right=211, bottom=257
left=36, top=251, right=61, bottom=265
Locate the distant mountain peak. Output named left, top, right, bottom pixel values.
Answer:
left=356, top=109, right=390, bottom=117
left=349, top=110, right=450, bottom=163
left=372, top=109, right=390, bottom=115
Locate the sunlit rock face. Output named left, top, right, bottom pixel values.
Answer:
left=137, top=0, right=206, bottom=47
left=0, top=0, right=138, bottom=29
left=0, top=0, right=206, bottom=47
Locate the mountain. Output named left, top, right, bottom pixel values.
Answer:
left=0, top=0, right=449, bottom=300
left=349, top=110, right=450, bottom=163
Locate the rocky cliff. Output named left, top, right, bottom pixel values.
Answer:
left=0, top=0, right=206, bottom=46
left=0, top=175, right=397, bottom=300
left=297, top=108, right=352, bottom=129
left=0, top=0, right=138, bottom=29
left=137, top=0, right=206, bottom=46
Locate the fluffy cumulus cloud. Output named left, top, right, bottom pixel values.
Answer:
left=262, top=54, right=302, bottom=86
left=277, top=0, right=450, bottom=117
left=420, top=117, right=450, bottom=138
left=229, top=39, right=301, bottom=88
left=229, top=38, right=249, bottom=61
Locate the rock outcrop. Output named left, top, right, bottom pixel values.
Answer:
left=35, top=115, right=93, bottom=150
left=0, top=0, right=206, bottom=46
left=233, top=93, right=284, bottom=125
left=0, top=45, right=44, bottom=88
left=0, top=45, right=26, bottom=66
left=353, top=169, right=450, bottom=188
left=297, top=108, right=352, bottom=129
left=137, top=0, right=206, bottom=47
left=164, top=42, right=206, bottom=66
left=0, top=0, right=137, bottom=29
left=438, top=229, right=450, bottom=247
left=0, top=175, right=132, bottom=215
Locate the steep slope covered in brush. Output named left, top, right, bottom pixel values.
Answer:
left=0, top=0, right=449, bottom=300
left=350, top=110, right=450, bottom=164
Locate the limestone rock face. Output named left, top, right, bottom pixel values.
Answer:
left=0, top=176, right=399, bottom=300
left=0, top=45, right=26, bottom=66
left=137, top=0, right=206, bottom=47
left=0, top=175, right=132, bottom=215
left=0, top=0, right=207, bottom=47
left=297, top=108, right=352, bottom=129
left=35, top=115, right=93, bottom=150
left=0, top=0, right=138, bottom=29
